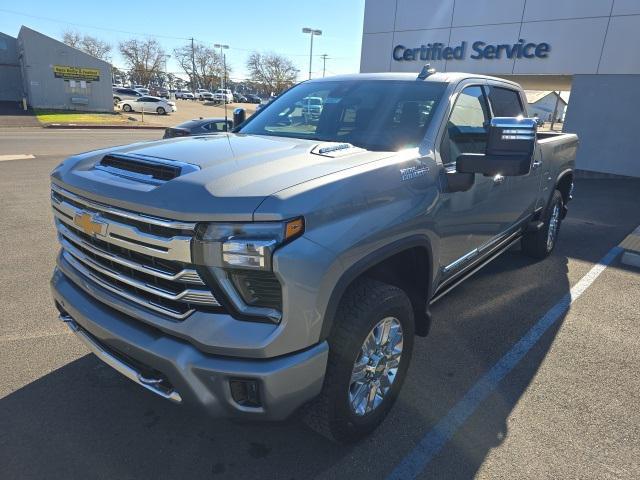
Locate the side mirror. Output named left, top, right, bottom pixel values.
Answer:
left=233, top=108, right=246, bottom=127
left=457, top=117, right=536, bottom=177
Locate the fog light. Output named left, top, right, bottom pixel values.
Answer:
left=230, top=379, right=261, bottom=408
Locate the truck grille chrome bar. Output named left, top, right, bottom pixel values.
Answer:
left=52, top=184, right=220, bottom=320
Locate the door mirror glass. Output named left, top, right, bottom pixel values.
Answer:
left=456, top=117, right=536, bottom=177
left=486, top=117, right=536, bottom=157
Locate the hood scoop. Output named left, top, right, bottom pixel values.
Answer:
left=311, top=142, right=364, bottom=158
left=95, top=154, right=199, bottom=185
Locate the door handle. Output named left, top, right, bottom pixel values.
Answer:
left=493, top=174, right=505, bottom=185
left=532, top=159, right=543, bottom=169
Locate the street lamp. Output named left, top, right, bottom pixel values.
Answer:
left=214, top=44, right=229, bottom=90
left=302, top=28, right=322, bottom=80
left=214, top=43, right=230, bottom=127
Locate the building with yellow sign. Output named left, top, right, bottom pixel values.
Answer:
left=0, top=26, right=112, bottom=112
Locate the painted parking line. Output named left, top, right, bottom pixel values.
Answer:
left=0, top=154, right=36, bottom=162
left=387, top=245, right=624, bottom=480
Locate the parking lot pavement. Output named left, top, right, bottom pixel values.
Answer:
left=1, top=129, right=639, bottom=479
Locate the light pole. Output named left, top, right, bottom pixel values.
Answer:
left=320, top=54, right=328, bottom=77
left=214, top=44, right=229, bottom=90
left=214, top=43, right=230, bottom=126
left=302, top=28, right=322, bottom=80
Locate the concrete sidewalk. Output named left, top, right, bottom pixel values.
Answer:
left=0, top=101, right=39, bottom=127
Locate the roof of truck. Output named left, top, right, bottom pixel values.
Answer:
left=309, top=72, right=521, bottom=88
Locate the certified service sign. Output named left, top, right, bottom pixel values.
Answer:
left=52, top=65, right=100, bottom=82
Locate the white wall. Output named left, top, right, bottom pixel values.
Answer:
left=361, top=0, right=640, bottom=76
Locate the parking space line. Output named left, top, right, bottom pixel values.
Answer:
left=0, top=154, right=36, bottom=162
left=387, top=245, right=624, bottom=480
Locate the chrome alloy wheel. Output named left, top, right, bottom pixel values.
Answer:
left=547, top=203, right=561, bottom=251
left=348, top=316, right=403, bottom=416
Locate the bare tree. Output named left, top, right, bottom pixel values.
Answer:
left=62, top=30, right=112, bottom=61
left=246, top=52, right=298, bottom=95
left=173, top=41, right=230, bottom=91
left=118, top=39, right=166, bottom=86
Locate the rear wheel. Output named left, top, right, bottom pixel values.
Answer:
left=156, top=107, right=166, bottom=115
left=303, top=278, right=414, bottom=443
left=521, top=189, right=563, bottom=259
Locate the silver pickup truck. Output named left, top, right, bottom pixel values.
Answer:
left=50, top=70, right=577, bottom=442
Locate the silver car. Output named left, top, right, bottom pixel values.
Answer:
left=113, top=87, right=143, bottom=106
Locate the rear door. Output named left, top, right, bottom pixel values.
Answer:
left=486, top=83, right=541, bottom=223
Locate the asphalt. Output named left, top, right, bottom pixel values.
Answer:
left=1, top=128, right=639, bottom=479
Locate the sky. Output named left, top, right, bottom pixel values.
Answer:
left=0, top=1, right=365, bottom=81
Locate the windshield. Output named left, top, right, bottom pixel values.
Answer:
left=239, top=80, right=446, bottom=151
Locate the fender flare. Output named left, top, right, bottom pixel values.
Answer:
left=319, top=235, right=435, bottom=341
left=556, top=168, right=574, bottom=188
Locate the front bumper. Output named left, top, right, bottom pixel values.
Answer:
left=51, top=268, right=328, bottom=420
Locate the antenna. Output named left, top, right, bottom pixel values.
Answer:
left=417, top=64, right=436, bottom=80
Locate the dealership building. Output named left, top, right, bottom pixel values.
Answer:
left=0, top=26, right=112, bottom=112
left=361, top=0, right=640, bottom=177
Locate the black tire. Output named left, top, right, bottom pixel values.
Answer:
left=122, top=104, right=132, bottom=112
left=303, top=278, right=415, bottom=443
left=521, top=189, right=564, bottom=259
left=156, top=107, right=166, bottom=115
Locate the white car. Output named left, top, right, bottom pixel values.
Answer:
left=175, top=90, right=195, bottom=100
left=117, top=96, right=176, bottom=115
left=134, top=87, right=150, bottom=95
left=213, top=88, right=233, bottom=104
left=195, top=89, right=214, bottom=101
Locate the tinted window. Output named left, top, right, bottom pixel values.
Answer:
left=487, top=86, right=524, bottom=117
left=440, top=86, right=490, bottom=164
left=239, top=80, right=446, bottom=151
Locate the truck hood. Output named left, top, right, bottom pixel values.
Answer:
left=51, top=134, right=393, bottom=221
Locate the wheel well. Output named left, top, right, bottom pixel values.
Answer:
left=557, top=172, right=573, bottom=205
left=356, top=247, right=432, bottom=337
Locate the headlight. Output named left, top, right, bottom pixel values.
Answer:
left=194, top=218, right=304, bottom=321
left=198, top=217, right=304, bottom=271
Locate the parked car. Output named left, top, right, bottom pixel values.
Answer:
left=163, top=117, right=234, bottom=138
left=297, top=96, right=323, bottom=119
left=175, top=90, right=195, bottom=100
left=244, top=93, right=262, bottom=103
left=213, top=88, right=233, bottom=104
left=195, top=89, right=215, bottom=101
left=112, top=87, right=143, bottom=106
left=51, top=71, right=577, bottom=443
left=117, top=96, right=176, bottom=115
left=233, top=92, right=247, bottom=103
left=135, top=88, right=150, bottom=95
left=151, top=87, right=169, bottom=99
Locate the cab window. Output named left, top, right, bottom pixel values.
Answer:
left=440, top=86, right=490, bottom=165
left=487, top=86, right=524, bottom=117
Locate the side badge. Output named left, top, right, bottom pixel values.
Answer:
left=400, top=165, right=429, bottom=181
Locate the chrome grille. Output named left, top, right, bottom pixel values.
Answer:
left=51, top=184, right=220, bottom=320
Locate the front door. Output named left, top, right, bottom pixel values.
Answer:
left=434, top=84, right=513, bottom=275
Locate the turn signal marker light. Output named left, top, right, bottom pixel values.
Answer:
left=284, top=218, right=304, bottom=241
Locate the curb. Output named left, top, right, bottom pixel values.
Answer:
left=42, top=124, right=165, bottom=130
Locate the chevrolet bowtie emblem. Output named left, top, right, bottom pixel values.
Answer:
left=73, top=212, right=106, bottom=237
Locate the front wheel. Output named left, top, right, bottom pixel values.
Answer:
left=122, top=104, right=132, bottom=112
left=156, top=107, right=166, bottom=115
left=303, top=278, right=414, bottom=443
left=521, top=189, right=564, bottom=259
